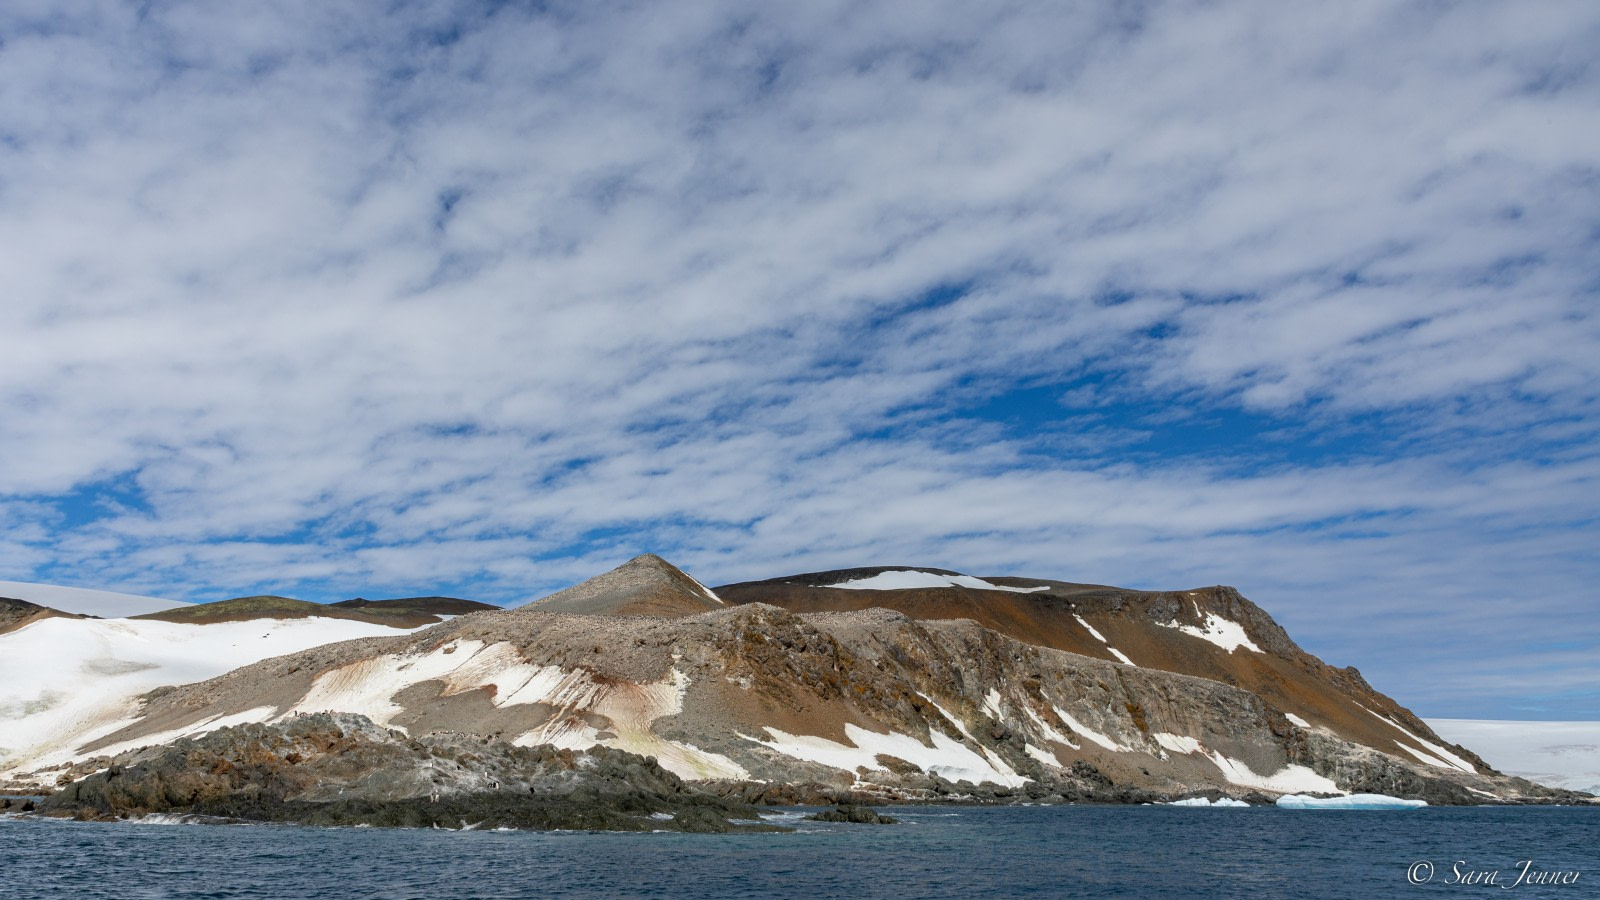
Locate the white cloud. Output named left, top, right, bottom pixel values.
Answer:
left=0, top=2, right=1596, bottom=716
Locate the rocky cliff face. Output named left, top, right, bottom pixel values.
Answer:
left=716, top=568, right=1497, bottom=780
left=21, top=558, right=1584, bottom=807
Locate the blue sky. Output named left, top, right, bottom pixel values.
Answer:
left=0, top=1, right=1596, bottom=719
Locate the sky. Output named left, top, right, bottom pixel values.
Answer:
left=0, top=1, right=1596, bottom=720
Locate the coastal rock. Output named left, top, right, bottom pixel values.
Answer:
left=42, top=713, right=782, bottom=832
left=805, top=804, right=899, bottom=824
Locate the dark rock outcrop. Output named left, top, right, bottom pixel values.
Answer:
left=805, top=804, right=899, bottom=824
left=42, top=713, right=783, bottom=832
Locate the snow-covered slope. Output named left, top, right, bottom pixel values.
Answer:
left=0, top=615, right=434, bottom=779
left=1427, top=719, right=1600, bottom=795
left=0, top=581, right=188, bottom=618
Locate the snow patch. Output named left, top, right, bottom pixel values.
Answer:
left=1393, top=742, right=1459, bottom=771
left=982, top=689, right=1004, bottom=720
left=1159, top=613, right=1261, bottom=654
left=824, top=570, right=1048, bottom=593
left=917, top=692, right=981, bottom=745
left=85, top=707, right=280, bottom=762
left=744, top=724, right=1027, bottom=788
left=1153, top=733, right=1203, bottom=755
left=1023, top=707, right=1079, bottom=750
left=1276, top=794, right=1425, bottom=809
left=1072, top=615, right=1107, bottom=643
left=683, top=573, right=724, bottom=605
left=1106, top=647, right=1136, bottom=666
left=1286, top=713, right=1311, bottom=728
left=1052, top=706, right=1128, bottom=753
left=1207, top=751, right=1342, bottom=794
left=1024, top=743, right=1059, bottom=767
left=1360, top=707, right=1475, bottom=774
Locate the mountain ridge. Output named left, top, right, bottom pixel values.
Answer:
left=4, top=556, right=1588, bottom=813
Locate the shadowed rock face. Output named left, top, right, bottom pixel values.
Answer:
left=41, top=713, right=782, bottom=832
left=528, top=554, right=725, bottom=617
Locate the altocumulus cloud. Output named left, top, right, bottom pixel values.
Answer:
left=0, top=1, right=1596, bottom=718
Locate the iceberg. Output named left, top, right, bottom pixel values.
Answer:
left=1165, top=797, right=1251, bottom=807
left=1275, top=794, right=1426, bottom=809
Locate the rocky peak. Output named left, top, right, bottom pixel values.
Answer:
left=530, top=553, right=724, bottom=617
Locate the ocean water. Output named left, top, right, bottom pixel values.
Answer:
left=2, top=805, right=1595, bottom=898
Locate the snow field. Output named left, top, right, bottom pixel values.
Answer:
left=1427, top=719, right=1600, bottom=793
left=0, top=615, right=428, bottom=777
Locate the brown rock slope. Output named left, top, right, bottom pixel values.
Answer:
left=38, top=557, right=1580, bottom=805
left=716, top=567, right=1495, bottom=780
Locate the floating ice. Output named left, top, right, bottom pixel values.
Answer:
left=1276, top=794, right=1426, bottom=809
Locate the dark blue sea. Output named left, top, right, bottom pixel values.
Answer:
left=2, top=805, right=1595, bottom=898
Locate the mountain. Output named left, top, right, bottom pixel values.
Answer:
left=528, top=553, right=725, bottom=617
left=10, top=556, right=1584, bottom=808
left=0, top=580, right=189, bottom=618
left=714, top=566, right=1493, bottom=780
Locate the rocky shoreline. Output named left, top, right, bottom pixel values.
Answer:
left=25, top=713, right=1589, bottom=835
left=37, top=714, right=784, bottom=833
